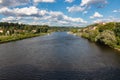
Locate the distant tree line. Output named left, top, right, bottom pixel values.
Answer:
left=0, top=22, right=49, bottom=35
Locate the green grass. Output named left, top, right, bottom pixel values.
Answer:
left=0, top=33, right=47, bottom=43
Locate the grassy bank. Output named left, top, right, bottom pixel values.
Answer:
left=0, top=33, right=47, bottom=43
left=0, top=22, right=51, bottom=43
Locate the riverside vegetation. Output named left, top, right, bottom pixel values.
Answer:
left=74, top=22, right=120, bottom=51
left=0, top=22, right=73, bottom=43
left=1, top=22, right=120, bottom=51
left=0, top=22, right=49, bottom=43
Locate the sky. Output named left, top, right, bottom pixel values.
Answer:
left=0, top=0, right=120, bottom=27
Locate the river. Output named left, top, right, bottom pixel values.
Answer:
left=0, top=32, right=120, bottom=80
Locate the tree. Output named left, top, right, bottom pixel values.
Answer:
left=98, top=22, right=115, bottom=32
left=114, top=22, right=120, bottom=37
left=96, top=30, right=117, bottom=47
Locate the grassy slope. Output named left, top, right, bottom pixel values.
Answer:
left=0, top=33, right=47, bottom=43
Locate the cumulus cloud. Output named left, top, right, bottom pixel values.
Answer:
left=80, top=0, right=107, bottom=7
left=90, top=12, right=103, bottom=19
left=0, top=6, right=87, bottom=26
left=0, top=6, right=47, bottom=17
left=1, top=16, right=21, bottom=22
left=93, top=18, right=120, bottom=23
left=67, top=0, right=108, bottom=12
left=65, top=0, right=74, bottom=3
left=0, top=0, right=55, bottom=7
left=34, top=0, right=55, bottom=3
left=0, top=0, right=30, bottom=7
left=36, top=12, right=87, bottom=26
left=67, top=6, right=85, bottom=12
left=48, top=11, right=87, bottom=23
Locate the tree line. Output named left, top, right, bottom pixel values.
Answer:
left=0, top=22, right=49, bottom=35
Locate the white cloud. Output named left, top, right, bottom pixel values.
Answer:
left=0, top=6, right=87, bottom=26
left=34, top=12, right=87, bottom=26
left=0, top=7, right=13, bottom=15
left=93, top=16, right=120, bottom=23
left=0, top=0, right=2, bottom=3
left=90, top=12, right=103, bottom=19
left=1, top=16, right=21, bottom=22
left=67, top=6, right=85, bottom=12
left=67, top=0, right=107, bottom=12
left=94, top=19, right=113, bottom=23
left=0, top=6, right=47, bottom=17
left=0, top=0, right=55, bottom=7
left=49, top=11, right=87, bottom=23
left=65, top=0, right=74, bottom=3
left=0, top=0, right=30, bottom=7
left=14, top=7, right=39, bottom=16
left=80, top=0, right=107, bottom=7
left=64, top=15, right=87, bottom=23
left=34, top=0, right=55, bottom=3
left=113, top=9, right=120, bottom=13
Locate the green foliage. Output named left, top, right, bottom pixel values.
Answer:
left=114, top=23, right=120, bottom=37
left=81, top=32, right=89, bottom=39
left=81, top=22, right=120, bottom=48
left=96, top=30, right=117, bottom=47
left=88, top=30, right=99, bottom=41
left=98, top=22, right=115, bottom=32
left=87, top=23, right=99, bottom=27
left=116, top=37, right=120, bottom=45
left=0, top=22, right=50, bottom=43
left=81, top=29, right=99, bottom=42
left=0, top=22, right=49, bottom=35
left=36, top=28, right=41, bottom=33
left=71, top=29, right=78, bottom=33
left=0, top=33, right=46, bottom=43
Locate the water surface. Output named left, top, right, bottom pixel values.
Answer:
left=0, top=32, right=120, bottom=80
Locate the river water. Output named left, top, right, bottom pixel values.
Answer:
left=0, top=32, right=120, bottom=80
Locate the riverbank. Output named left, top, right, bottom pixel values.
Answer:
left=0, top=33, right=48, bottom=44
left=70, top=31, right=120, bottom=52
left=70, top=22, right=120, bottom=52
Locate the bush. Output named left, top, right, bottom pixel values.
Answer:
left=81, top=29, right=99, bottom=42
left=114, top=23, right=120, bottom=37
left=96, top=30, right=117, bottom=47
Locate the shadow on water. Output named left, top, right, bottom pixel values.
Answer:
left=94, top=41, right=120, bottom=56
left=0, top=64, right=120, bottom=80
left=85, top=38, right=120, bottom=54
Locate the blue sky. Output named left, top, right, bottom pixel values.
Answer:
left=0, top=0, right=120, bottom=27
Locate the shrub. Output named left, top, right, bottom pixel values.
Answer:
left=114, top=23, right=120, bottom=37
left=96, top=30, right=117, bottom=47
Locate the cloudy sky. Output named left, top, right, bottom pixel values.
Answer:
left=0, top=0, right=120, bottom=26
